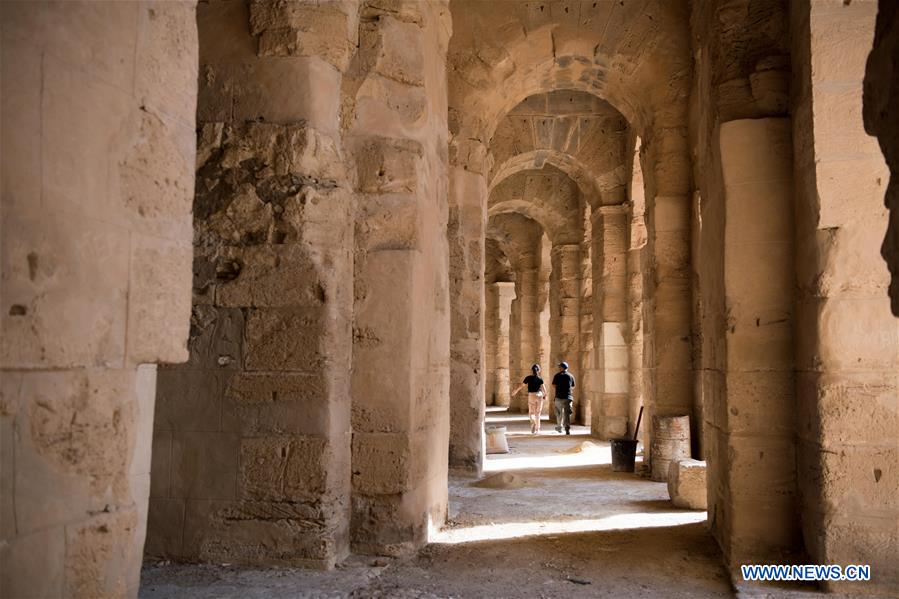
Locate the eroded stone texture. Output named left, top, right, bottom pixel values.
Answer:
left=719, top=117, right=799, bottom=563
left=148, top=0, right=353, bottom=570
left=487, top=213, right=546, bottom=416
left=794, top=1, right=899, bottom=592
left=589, top=206, right=630, bottom=439
left=346, top=0, right=452, bottom=555
left=668, top=459, right=708, bottom=510
left=689, top=0, right=797, bottom=572
left=487, top=283, right=516, bottom=407
left=3, top=0, right=897, bottom=592
left=865, top=1, right=899, bottom=317
left=0, top=1, right=197, bottom=596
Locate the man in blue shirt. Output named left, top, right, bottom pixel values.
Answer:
left=551, top=361, right=576, bottom=435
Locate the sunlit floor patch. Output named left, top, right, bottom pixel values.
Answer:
left=433, top=511, right=708, bottom=544
left=483, top=445, right=620, bottom=472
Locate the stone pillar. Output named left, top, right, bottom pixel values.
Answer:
left=509, top=298, right=522, bottom=408
left=348, top=0, right=452, bottom=552
left=719, top=118, right=798, bottom=564
left=627, top=145, right=649, bottom=442
left=645, top=125, right=693, bottom=460
left=592, top=206, right=630, bottom=439
left=490, top=283, right=516, bottom=407
left=484, top=284, right=498, bottom=406
left=148, top=0, right=356, bottom=569
left=579, top=206, right=595, bottom=426
left=0, top=2, right=197, bottom=596
left=795, top=1, right=898, bottom=591
left=514, top=261, right=541, bottom=413
left=448, top=161, right=486, bottom=472
left=538, top=234, right=553, bottom=383
left=550, top=244, right=581, bottom=414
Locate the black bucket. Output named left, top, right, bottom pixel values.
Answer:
left=610, top=438, right=638, bottom=472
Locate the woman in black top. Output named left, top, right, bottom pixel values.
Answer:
left=512, top=364, right=548, bottom=434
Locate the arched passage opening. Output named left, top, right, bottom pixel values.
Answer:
left=3, top=1, right=897, bottom=596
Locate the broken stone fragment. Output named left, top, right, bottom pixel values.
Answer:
left=667, top=458, right=707, bottom=510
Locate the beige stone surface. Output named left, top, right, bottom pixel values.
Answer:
left=0, top=2, right=197, bottom=596
left=1, top=0, right=897, bottom=594
left=668, top=458, right=708, bottom=510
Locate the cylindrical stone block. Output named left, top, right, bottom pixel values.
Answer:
left=651, top=414, right=691, bottom=482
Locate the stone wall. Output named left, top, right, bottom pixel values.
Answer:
left=719, top=118, right=799, bottom=564
left=864, top=0, right=899, bottom=317
left=345, top=0, right=452, bottom=556
left=626, top=138, right=649, bottom=444
left=148, top=0, right=452, bottom=565
left=793, top=1, right=898, bottom=592
left=1, top=1, right=197, bottom=596
left=591, top=206, right=630, bottom=439
left=448, top=155, right=486, bottom=472
left=689, top=0, right=796, bottom=568
left=148, top=0, right=355, bottom=569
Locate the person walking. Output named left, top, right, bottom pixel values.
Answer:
left=512, top=364, right=547, bottom=434
left=551, top=361, right=576, bottom=435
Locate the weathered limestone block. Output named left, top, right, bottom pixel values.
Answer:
left=64, top=509, right=141, bottom=599
left=667, top=458, right=708, bottom=510
left=127, top=235, right=192, bottom=364
left=239, top=436, right=328, bottom=502
left=154, top=370, right=226, bottom=432
left=249, top=0, right=359, bottom=71
left=215, top=245, right=329, bottom=308
left=359, top=16, right=425, bottom=86
left=11, top=370, right=137, bottom=533
left=178, top=305, right=245, bottom=370
left=217, top=123, right=346, bottom=182
left=223, top=373, right=331, bottom=436
left=355, top=194, right=421, bottom=251
left=351, top=433, right=410, bottom=495
left=170, top=431, right=239, bottom=500
left=199, top=59, right=342, bottom=129
left=244, top=308, right=330, bottom=371
left=175, top=498, right=338, bottom=567
left=1, top=209, right=129, bottom=369
left=355, top=137, right=423, bottom=194
left=350, top=75, right=429, bottom=132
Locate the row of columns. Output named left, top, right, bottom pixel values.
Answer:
left=591, top=206, right=631, bottom=438
left=485, top=207, right=636, bottom=435
left=486, top=282, right=515, bottom=407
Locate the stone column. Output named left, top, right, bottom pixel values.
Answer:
left=644, top=125, right=693, bottom=461
left=491, top=283, right=516, bottom=407
left=514, top=261, right=541, bottom=413
left=592, top=206, right=630, bottom=439
left=348, top=0, right=453, bottom=552
left=579, top=207, right=595, bottom=426
left=509, top=298, right=522, bottom=409
left=794, top=2, right=898, bottom=591
left=148, top=0, right=357, bottom=569
left=1, top=2, right=197, bottom=595
left=719, top=118, right=797, bottom=564
left=550, top=244, right=581, bottom=415
left=448, top=160, right=486, bottom=472
left=484, top=284, right=498, bottom=406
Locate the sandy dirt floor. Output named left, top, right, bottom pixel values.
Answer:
left=141, top=408, right=735, bottom=598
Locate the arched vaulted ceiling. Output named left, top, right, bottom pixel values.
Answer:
left=489, top=90, right=631, bottom=206
left=488, top=164, right=582, bottom=245
left=486, top=212, right=546, bottom=274
left=485, top=237, right=516, bottom=283
left=448, top=0, right=692, bottom=172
